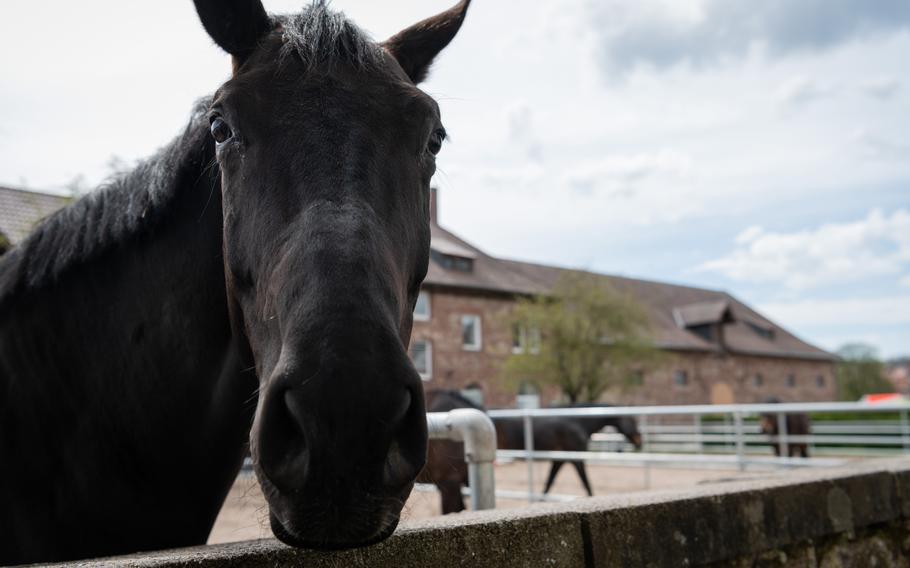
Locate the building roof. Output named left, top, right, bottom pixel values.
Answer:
left=426, top=223, right=835, bottom=362
left=0, top=186, right=71, bottom=245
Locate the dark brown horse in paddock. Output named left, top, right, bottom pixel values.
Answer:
left=0, top=1, right=471, bottom=563
left=421, top=392, right=642, bottom=512
left=759, top=398, right=811, bottom=458
left=494, top=404, right=642, bottom=497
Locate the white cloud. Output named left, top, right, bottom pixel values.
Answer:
left=735, top=225, right=764, bottom=244
left=562, top=150, right=692, bottom=196
left=761, top=295, right=910, bottom=327
left=860, top=77, right=902, bottom=100
left=698, top=209, right=910, bottom=290
left=586, top=0, right=910, bottom=76
left=775, top=77, right=836, bottom=108
left=853, top=129, right=910, bottom=161
left=900, top=275, right=910, bottom=288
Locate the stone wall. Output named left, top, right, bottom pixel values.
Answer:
left=412, top=287, right=836, bottom=407
left=68, top=457, right=910, bottom=567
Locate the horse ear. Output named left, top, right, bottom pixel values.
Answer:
left=383, top=0, right=471, bottom=84
left=193, top=0, right=272, bottom=61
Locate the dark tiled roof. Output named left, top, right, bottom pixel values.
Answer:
left=425, top=223, right=834, bottom=362
left=0, top=186, right=71, bottom=245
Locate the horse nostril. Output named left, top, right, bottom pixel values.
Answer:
left=382, top=388, right=426, bottom=491
left=256, top=388, right=311, bottom=493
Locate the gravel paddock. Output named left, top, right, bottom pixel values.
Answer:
left=208, top=460, right=756, bottom=544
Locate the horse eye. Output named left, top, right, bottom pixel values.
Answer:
left=210, top=117, right=233, bottom=145
left=427, top=129, right=444, bottom=156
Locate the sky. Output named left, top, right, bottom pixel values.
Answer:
left=1, top=1, right=908, bottom=359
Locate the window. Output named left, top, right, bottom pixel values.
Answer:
left=673, top=370, right=688, bottom=387
left=689, top=324, right=715, bottom=342
left=746, top=321, right=775, bottom=340
left=753, top=373, right=764, bottom=388
left=786, top=373, right=796, bottom=388
left=461, top=315, right=482, bottom=351
left=816, top=374, right=826, bottom=388
left=512, top=325, right=541, bottom=355
left=413, top=290, right=431, bottom=321
left=431, top=250, right=474, bottom=272
left=410, top=340, right=432, bottom=380
left=511, top=323, right=525, bottom=354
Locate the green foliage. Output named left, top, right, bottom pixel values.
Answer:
left=835, top=343, right=893, bottom=401
left=500, top=271, right=658, bottom=403
left=0, top=231, right=9, bottom=256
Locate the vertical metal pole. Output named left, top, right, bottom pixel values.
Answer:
left=523, top=413, right=535, bottom=503
left=777, top=412, right=789, bottom=464
left=695, top=414, right=704, bottom=454
left=734, top=412, right=745, bottom=471
left=640, top=415, right=649, bottom=452
left=901, top=410, right=910, bottom=452
left=467, top=462, right=496, bottom=511
left=640, top=414, right=650, bottom=488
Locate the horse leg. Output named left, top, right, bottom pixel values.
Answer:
left=438, top=481, right=465, bottom=514
left=572, top=461, right=594, bottom=496
left=543, top=461, right=565, bottom=494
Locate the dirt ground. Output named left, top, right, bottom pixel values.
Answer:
left=208, top=460, right=757, bottom=544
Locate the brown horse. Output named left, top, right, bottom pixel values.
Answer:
left=418, top=390, right=483, bottom=514
left=759, top=398, right=811, bottom=458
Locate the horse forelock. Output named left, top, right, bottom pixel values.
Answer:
left=276, top=1, right=385, bottom=73
left=0, top=98, right=215, bottom=311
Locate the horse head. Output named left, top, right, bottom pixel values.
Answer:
left=193, top=0, right=470, bottom=549
left=615, top=415, right=643, bottom=450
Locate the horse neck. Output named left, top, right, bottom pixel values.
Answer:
left=0, top=128, right=252, bottom=467
left=576, top=414, right=621, bottom=436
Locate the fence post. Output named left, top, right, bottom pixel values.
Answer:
left=640, top=415, right=649, bottom=452
left=734, top=412, right=745, bottom=471
left=695, top=414, right=704, bottom=454
left=523, top=412, right=536, bottom=503
left=426, top=409, right=497, bottom=510
left=777, top=412, right=789, bottom=464
left=902, top=410, right=910, bottom=452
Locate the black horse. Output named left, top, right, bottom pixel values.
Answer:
left=494, top=404, right=642, bottom=497
left=0, top=1, right=470, bottom=563
left=759, top=398, right=811, bottom=458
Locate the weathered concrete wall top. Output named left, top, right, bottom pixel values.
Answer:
left=44, top=457, right=910, bottom=568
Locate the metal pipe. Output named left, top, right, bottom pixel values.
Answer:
left=488, top=401, right=910, bottom=419
left=523, top=413, right=536, bottom=503
left=777, top=412, right=789, bottom=461
left=733, top=412, right=745, bottom=471
left=427, top=409, right=497, bottom=510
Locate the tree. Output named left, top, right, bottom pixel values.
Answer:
left=835, top=343, right=892, bottom=401
left=500, top=271, right=657, bottom=403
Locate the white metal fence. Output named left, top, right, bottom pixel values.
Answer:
left=488, top=401, right=910, bottom=503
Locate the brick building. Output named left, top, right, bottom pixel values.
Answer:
left=1, top=186, right=836, bottom=407
left=411, top=197, right=837, bottom=408
left=0, top=186, right=71, bottom=249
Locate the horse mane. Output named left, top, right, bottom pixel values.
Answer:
left=277, top=1, right=384, bottom=72
left=0, top=99, right=213, bottom=310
